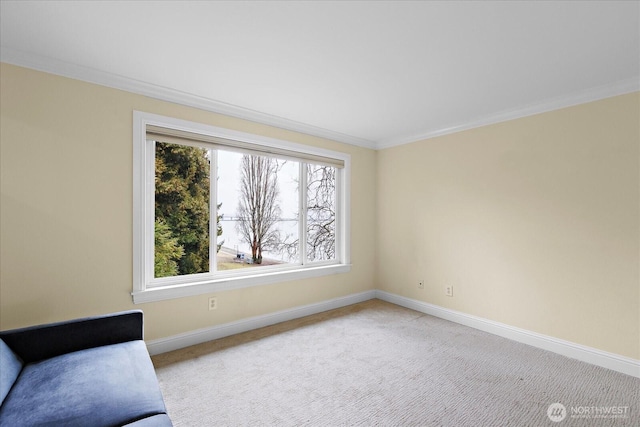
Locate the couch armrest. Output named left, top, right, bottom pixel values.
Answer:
left=0, top=310, right=144, bottom=363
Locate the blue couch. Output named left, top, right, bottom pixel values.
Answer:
left=0, top=310, right=172, bottom=426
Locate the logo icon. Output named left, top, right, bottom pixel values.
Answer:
left=547, top=403, right=567, bottom=422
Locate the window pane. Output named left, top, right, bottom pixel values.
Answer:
left=306, top=164, right=336, bottom=262
left=154, top=141, right=210, bottom=277
left=217, top=150, right=300, bottom=271
left=271, top=159, right=300, bottom=264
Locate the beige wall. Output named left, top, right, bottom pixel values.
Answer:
left=0, top=63, right=377, bottom=341
left=2, top=62, right=638, bottom=361
left=377, top=92, right=640, bottom=359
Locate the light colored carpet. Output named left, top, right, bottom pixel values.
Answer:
left=152, top=300, right=639, bottom=426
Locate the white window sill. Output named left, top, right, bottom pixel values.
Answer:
left=132, top=263, right=352, bottom=304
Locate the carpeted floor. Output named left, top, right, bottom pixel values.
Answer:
left=152, top=299, right=639, bottom=426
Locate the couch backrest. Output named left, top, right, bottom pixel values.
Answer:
left=0, top=339, right=23, bottom=405
left=0, top=310, right=143, bottom=363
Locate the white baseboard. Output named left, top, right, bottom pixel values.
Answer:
left=146, top=288, right=639, bottom=378
left=146, top=290, right=376, bottom=356
left=375, top=290, right=640, bottom=378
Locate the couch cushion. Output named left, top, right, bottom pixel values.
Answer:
left=0, top=339, right=23, bottom=406
left=0, top=340, right=167, bottom=427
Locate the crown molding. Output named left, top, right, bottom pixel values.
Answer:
left=0, top=47, right=376, bottom=150
left=376, top=77, right=640, bottom=149
left=2, top=47, right=637, bottom=151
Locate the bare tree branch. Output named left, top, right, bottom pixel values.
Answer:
left=278, top=164, right=336, bottom=262
left=236, top=155, right=281, bottom=264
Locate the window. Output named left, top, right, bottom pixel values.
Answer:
left=133, top=112, right=350, bottom=303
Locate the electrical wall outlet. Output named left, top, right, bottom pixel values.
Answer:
left=445, top=285, right=453, bottom=297
left=418, top=280, right=424, bottom=289
left=208, top=297, right=218, bottom=311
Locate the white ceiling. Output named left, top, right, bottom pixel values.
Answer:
left=1, top=1, right=638, bottom=149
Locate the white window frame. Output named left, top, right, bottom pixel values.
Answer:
left=132, top=111, right=351, bottom=304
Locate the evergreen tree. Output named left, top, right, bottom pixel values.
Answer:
left=154, top=218, right=184, bottom=277
left=155, top=142, right=213, bottom=276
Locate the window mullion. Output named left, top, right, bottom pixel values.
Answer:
left=210, top=149, right=217, bottom=273
left=335, top=168, right=342, bottom=263
left=299, top=162, right=308, bottom=265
